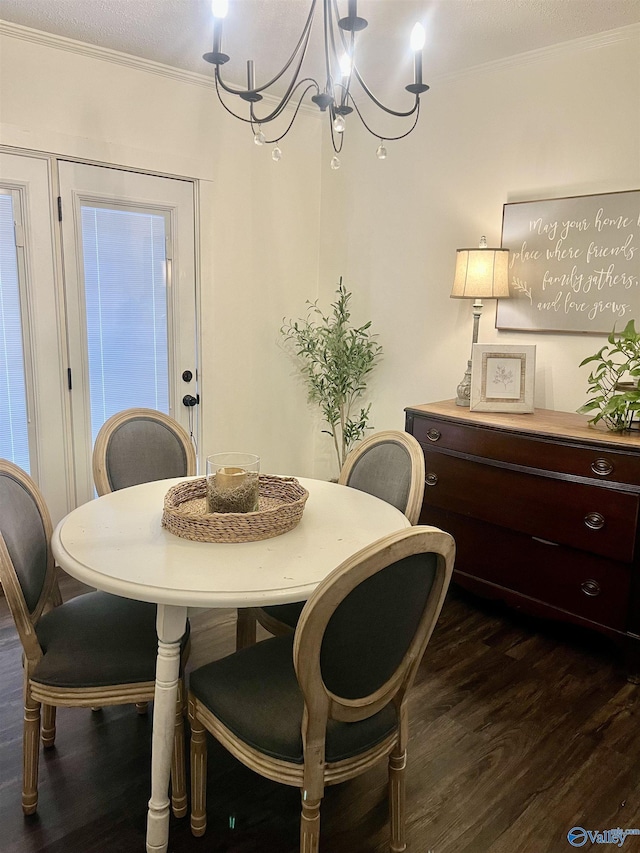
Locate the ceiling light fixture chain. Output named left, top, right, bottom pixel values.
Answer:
left=203, top=0, right=429, bottom=164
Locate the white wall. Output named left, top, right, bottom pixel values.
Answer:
left=0, top=24, right=323, bottom=479
left=1, top=22, right=639, bottom=485
left=317, top=26, right=640, bottom=472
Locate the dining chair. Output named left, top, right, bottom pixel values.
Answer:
left=0, top=459, right=190, bottom=816
left=92, top=407, right=196, bottom=496
left=236, top=429, right=426, bottom=648
left=188, top=525, right=455, bottom=850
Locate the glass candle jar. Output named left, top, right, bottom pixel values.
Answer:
left=206, top=452, right=260, bottom=513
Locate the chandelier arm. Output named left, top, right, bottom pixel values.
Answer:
left=214, top=75, right=261, bottom=123
left=214, top=0, right=316, bottom=97
left=215, top=66, right=319, bottom=127
left=249, top=77, right=320, bottom=125
left=352, top=66, right=421, bottom=118
left=258, top=82, right=322, bottom=145
left=348, top=95, right=421, bottom=142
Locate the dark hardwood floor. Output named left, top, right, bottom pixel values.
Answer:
left=2, top=573, right=640, bottom=853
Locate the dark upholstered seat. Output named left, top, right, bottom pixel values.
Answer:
left=188, top=526, right=455, bottom=851
left=237, top=430, right=426, bottom=646
left=190, top=635, right=397, bottom=764
left=92, top=407, right=196, bottom=495
left=0, top=459, right=189, bottom=817
left=34, top=591, right=163, bottom=688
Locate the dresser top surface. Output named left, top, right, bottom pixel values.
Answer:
left=406, top=400, right=640, bottom=451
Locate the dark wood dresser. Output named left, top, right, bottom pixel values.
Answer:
left=405, top=400, right=640, bottom=669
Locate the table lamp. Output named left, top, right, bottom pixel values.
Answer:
left=450, top=236, right=510, bottom=406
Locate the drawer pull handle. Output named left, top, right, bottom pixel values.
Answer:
left=532, top=536, right=559, bottom=547
left=426, top=428, right=441, bottom=442
left=581, top=579, right=601, bottom=597
left=425, top=472, right=438, bottom=487
left=584, top=512, right=605, bottom=531
left=591, top=458, right=614, bottom=476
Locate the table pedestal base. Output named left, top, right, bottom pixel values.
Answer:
left=146, top=604, right=188, bottom=853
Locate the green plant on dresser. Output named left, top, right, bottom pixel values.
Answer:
left=578, top=319, right=640, bottom=432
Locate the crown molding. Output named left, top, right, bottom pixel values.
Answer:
left=432, top=22, right=640, bottom=85
left=2, top=18, right=639, bottom=92
left=0, top=19, right=322, bottom=117
left=0, top=19, right=220, bottom=89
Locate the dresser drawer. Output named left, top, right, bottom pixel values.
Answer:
left=421, top=507, right=632, bottom=632
left=422, top=450, right=639, bottom=563
left=409, top=413, right=640, bottom=487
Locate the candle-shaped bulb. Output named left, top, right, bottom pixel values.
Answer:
left=410, top=22, right=425, bottom=52
left=211, top=0, right=228, bottom=18
left=209, top=0, right=228, bottom=62
left=339, top=53, right=352, bottom=79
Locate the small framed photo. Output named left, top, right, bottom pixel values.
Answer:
left=470, top=344, right=536, bottom=413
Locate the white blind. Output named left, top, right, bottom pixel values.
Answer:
left=81, top=205, right=169, bottom=444
left=0, top=192, right=30, bottom=472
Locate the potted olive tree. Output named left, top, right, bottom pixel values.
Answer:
left=578, top=319, right=640, bottom=431
left=281, top=278, right=383, bottom=473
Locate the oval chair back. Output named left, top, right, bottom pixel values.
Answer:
left=92, top=407, right=196, bottom=495
left=338, top=429, right=425, bottom=524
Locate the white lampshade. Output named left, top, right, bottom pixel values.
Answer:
left=451, top=246, right=510, bottom=299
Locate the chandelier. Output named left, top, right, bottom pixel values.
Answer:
left=203, top=0, right=429, bottom=169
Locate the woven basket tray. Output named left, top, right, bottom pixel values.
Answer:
left=162, top=475, right=309, bottom=543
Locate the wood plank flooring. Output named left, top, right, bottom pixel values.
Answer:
left=1, top=573, right=640, bottom=853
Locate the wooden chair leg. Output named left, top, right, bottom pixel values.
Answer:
left=135, top=702, right=149, bottom=715
left=22, top=688, right=41, bottom=815
left=189, top=700, right=208, bottom=837
left=41, top=704, right=56, bottom=748
left=171, top=681, right=187, bottom=818
left=388, top=748, right=407, bottom=852
left=236, top=608, right=257, bottom=650
left=300, top=793, right=321, bottom=853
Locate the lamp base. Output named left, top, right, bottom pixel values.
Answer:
left=455, top=359, right=472, bottom=407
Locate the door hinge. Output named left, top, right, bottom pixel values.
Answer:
left=67, top=368, right=72, bottom=390
left=57, top=196, right=63, bottom=222
left=13, top=220, right=24, bottom=248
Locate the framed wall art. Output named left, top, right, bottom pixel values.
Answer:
left=470, top=344, right=536, bottom=413
left=496, top=189, right=640, bottom=334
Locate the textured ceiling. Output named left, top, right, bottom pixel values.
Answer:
left=2, top=0, right=639, bottom=92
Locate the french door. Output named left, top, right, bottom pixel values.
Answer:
left=0, top=152, right=70, bottom=523
left=59, top=162, right=198, bottom=506
left=0, top=152, right=198, bottom=520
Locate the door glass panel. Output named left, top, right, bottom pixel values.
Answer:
left=0, top=192, right=30, bottom=472
left=80, top=205, right=169, bottom=445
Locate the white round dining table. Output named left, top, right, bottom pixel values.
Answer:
left=51, top=476, right=410, bottom=853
